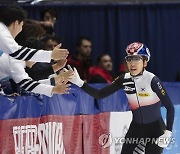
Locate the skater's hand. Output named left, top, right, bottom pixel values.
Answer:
left=64, top=65, right=84, bottom=87
left=155, top=130, right=172, bottom=148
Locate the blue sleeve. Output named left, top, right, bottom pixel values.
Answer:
left=151, top=76, right=174, bottom=131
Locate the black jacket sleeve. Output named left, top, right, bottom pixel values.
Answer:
left=25, top=63, right=54, bottom=81
left=81, top=75, right=124, bottom=99
left=151, top=76, right=174, bottom=131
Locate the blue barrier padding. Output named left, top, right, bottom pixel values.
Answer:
left=162, top=82, right=180, bottom=105
left=0, top=95, right=43, bottom=119
left=0, top=82, right=179, bottom=119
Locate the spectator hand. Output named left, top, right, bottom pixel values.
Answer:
left=55, top=68, right=74, bottom=84
left=64, top=65, right=84, bottom=87
left=52, top=82, right=71, bottom=94
left=155, top=130, right=172, bottom=148
left=53, top=59, right=67, bottom=72
left=44, top=21, right=54, bottom=27
left=25, top=61, right=36, bottom=68
left=51, top=44, right=69, bottom=61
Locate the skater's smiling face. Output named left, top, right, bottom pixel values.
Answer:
left=125, top=55, right=147, bottom=76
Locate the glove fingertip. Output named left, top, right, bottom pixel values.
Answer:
left=74, top=67, right=78, bottom=72
left=67, top=64, right=73, bottom=70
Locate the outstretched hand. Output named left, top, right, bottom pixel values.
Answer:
left=52, top=82, right=71, bottom=94
left=52, top=59, right=67, bottom=73
left=51, top=44, right=69, bottom=61
left=55, top=68, right=74, bottom=85
left=64, top=65, right=84, bottom=87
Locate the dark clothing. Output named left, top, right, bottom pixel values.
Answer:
left=67, top=55, right=92, bottom=81
left=88, top=66, right=113, bottom=83
left=121, top=119, right=165, bottom=154
left=25, top=63, right=54, bottom=81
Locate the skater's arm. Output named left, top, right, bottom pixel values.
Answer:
left=151, top=76, right=174, bottom=131
left=82, top=75, right=124, bottom=99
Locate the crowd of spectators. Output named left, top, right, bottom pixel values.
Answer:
left=0, top=4, right=179, bottom=97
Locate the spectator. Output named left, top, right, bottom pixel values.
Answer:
left=0, top=5, right=71, bottom=96
left=39, top=8, right=57, bottom=36
left=23, top=38, right=67, bottom=81
left=68, top=37, right=92, bottom=82
left=15, top=22, right=64, bottom=81
left=89, top=53, right=113, bottom=83
left=0, top=37, right=73, bottom=96
left=0, top=51, right=73, bottom=96
left=40, top=34, right=60, bottom=50
left=0, top=4, right=68, bottom=62
left=15, top=19, right=45, bottom=46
